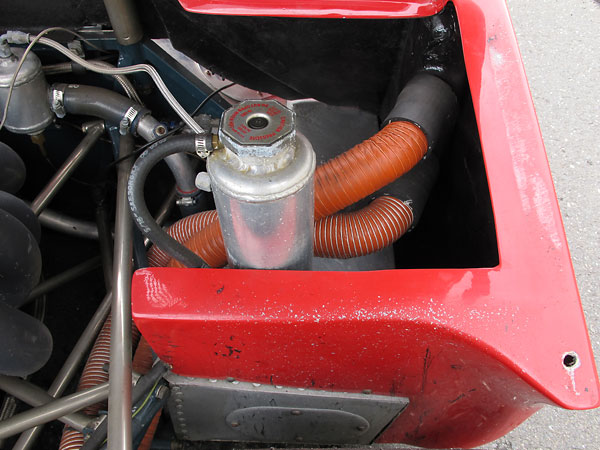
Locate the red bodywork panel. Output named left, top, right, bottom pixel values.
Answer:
left=177, top=0, right=448, bottom=18
left=132, top=0, right=600, bottom=448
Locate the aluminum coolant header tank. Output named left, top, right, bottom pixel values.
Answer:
left=207, top=100, right=316, bottom=270
left=0, top=47, right=53, bottom=134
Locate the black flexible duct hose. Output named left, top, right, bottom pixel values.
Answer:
left=0, top=209, right=42, bottom=308
left=0, top=142, right=26, bottom=194
left=0, top=192, right=41, bottom=243
left=127, top=135, right=209, bottom=268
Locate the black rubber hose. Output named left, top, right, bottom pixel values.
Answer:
left=55, top=83, right=148, bottom=128
left=127, top=135, right=209, bottom=268
left=0, top=192, right=41, bottom=243
left=0, top=209, right=42, bottom=308
left=0, top=142, right=26, bottom=194
left=383, top=73, right=458, bottom=153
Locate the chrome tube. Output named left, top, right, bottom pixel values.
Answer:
left=31, top=121, right=104, bottom=215
left=102, top=0, right=143, bottom=46
left=108, top=134, right=134, bottom=450
left=38, top=208, right=100, bottom=239
left=12, top=293, right=112, bottom=450
left=26, top=256, right=101, bottom=301
left=0, top=382, right=108, bottom=439
left=0, top=376, right=91, bottom=431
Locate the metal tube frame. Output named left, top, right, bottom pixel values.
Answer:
left=26, top=256, right=102, bottom=302
left=108, top=134, right=135, bottom=450
left=38, top=208, right=101, bottom=239
left=31, top=121, right=105, bottom=216
left=0, top=376, right=91, bottom=431
left=0, top=382, right=109, bottom=440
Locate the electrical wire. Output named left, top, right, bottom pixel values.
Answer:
left=191, top=82, right=235, bottom=116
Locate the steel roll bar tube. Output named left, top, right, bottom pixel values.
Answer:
left=30, top=121, right=105, bottom=215
left=108, top=134, right=135, bottom=450
left=0, top=382, right=108, bottom=440
left=0, top=376, right=91, bottom=431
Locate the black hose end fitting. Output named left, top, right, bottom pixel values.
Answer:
left=383, top=73, right=458, bottom=152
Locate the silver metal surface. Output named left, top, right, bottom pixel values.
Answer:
left=108, top=134, right=134, bottom=450
left=102, top=0, right=143, bottom=46
left=0, top=376, right=91, bottom=431
left=208, top=132, right=315, bottom=270
left=30, top=121, right=104, bottom=215
left=0, top=48, right=54, bottom=134
left=38, top=208, right=100, bottom=239
left=12, top=293, right=112, bottom=450
left=166, top=375, right=408, bottom=444
left=219, top=100, right=295, bottom=158
left=136, top=114, right=166, bottom=142
left=0, top=382, right=108, bottom=440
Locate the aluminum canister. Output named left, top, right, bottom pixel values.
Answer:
left=0, top=48, right=54, bottom=134
left=207, top=100, right=315, bottom=270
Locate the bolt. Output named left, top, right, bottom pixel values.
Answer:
left=357, top=425, right=368, bottom=432
left=362, top=389, right=372, bottom=395
left=230, top=421, right=240, bottom=428
left=291, top=410, right=302, bottom=416
left=226, top=377, right=235, bottom=382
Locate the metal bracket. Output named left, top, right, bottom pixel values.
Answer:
left=166, top=374, right=408, bottom=444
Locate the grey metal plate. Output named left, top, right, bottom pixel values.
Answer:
left=166, top=374, right=408, bottom=444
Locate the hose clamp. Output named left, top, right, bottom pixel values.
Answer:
left=119, top=106, right=140, bottom=136
left=195, top=133, right=213, bottom=159
left=51, top=88, right=66, bottom=118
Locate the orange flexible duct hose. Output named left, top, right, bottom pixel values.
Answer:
left=313, top=121, right=426, bottom=220
left=314, top=196, right=413, bottom=258
left=162, top=121, right=426, bottom=268
left=158, top=195, right=413, bottom=267
left=58, top=317, right=141, bottom=450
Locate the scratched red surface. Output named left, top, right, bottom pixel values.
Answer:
left=132, top=0, right=600, bottom=448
